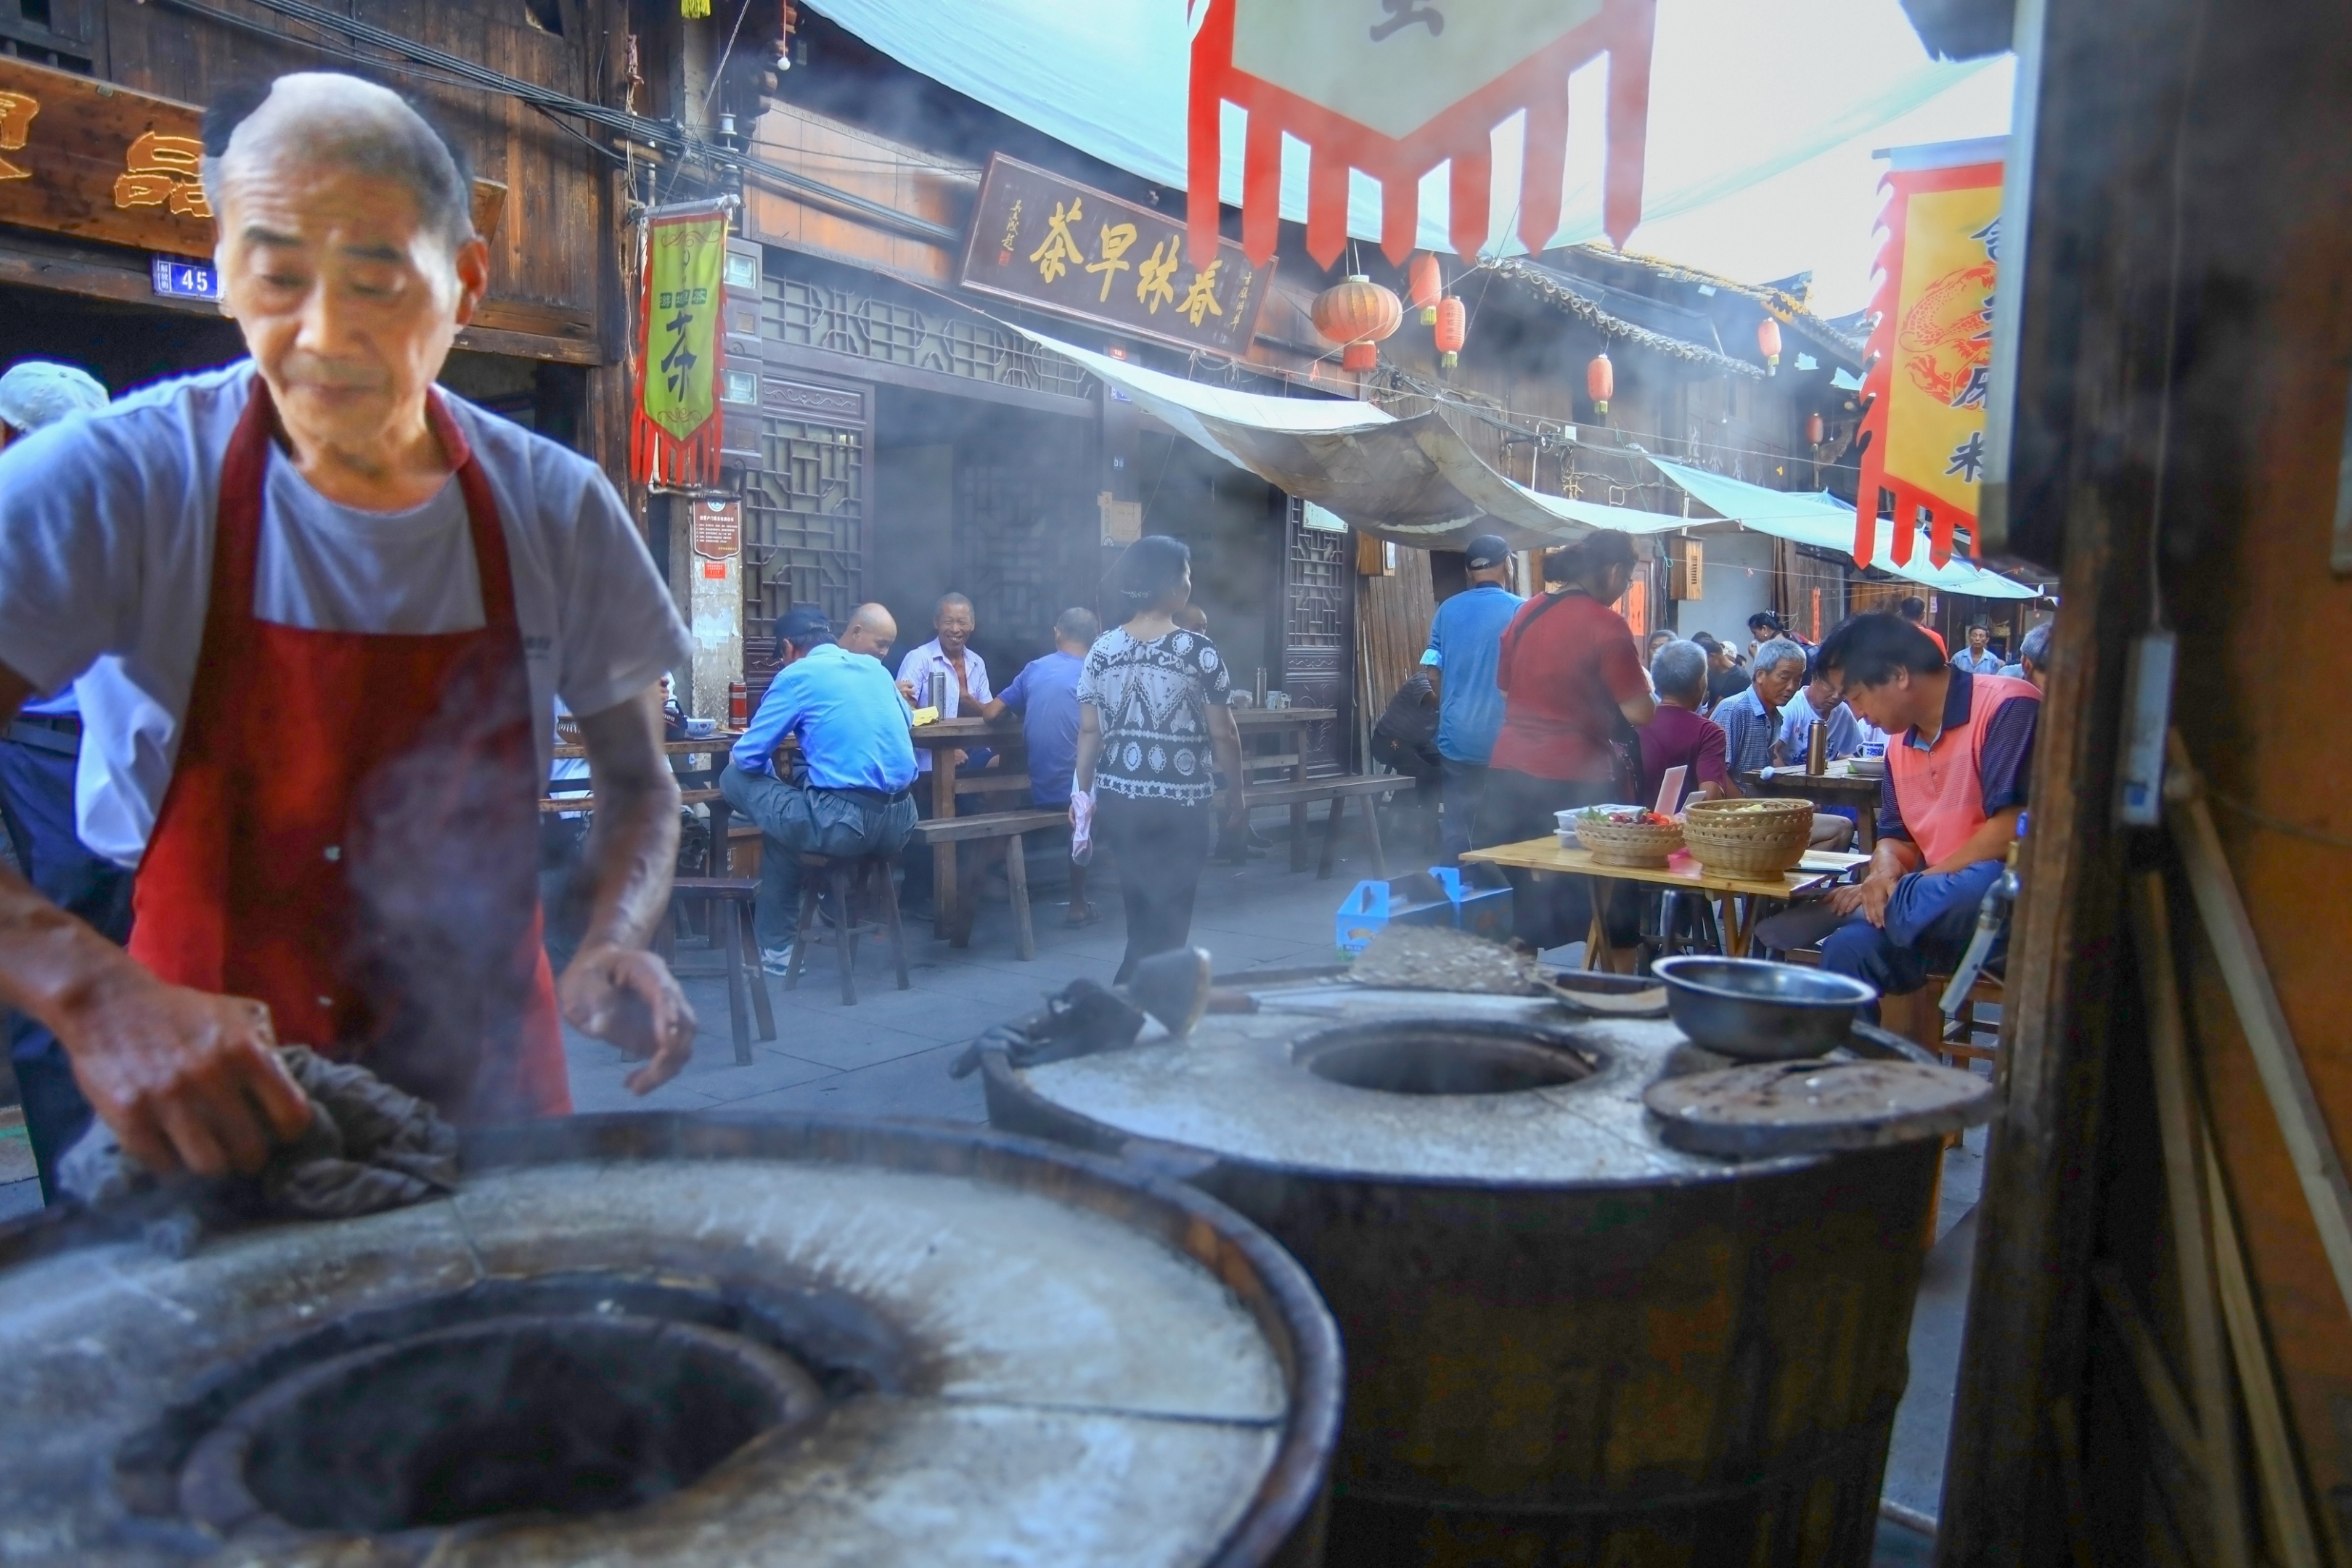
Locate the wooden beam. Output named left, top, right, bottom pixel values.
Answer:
left=2128, top=872, right=2252, bottom=1568
left=2166, top=734, right=2352, bottom=1324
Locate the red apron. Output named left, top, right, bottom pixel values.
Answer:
left=128, top=376, right=571, bottom=1123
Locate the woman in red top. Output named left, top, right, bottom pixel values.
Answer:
left=1474, top=532, right=1656, bottom=950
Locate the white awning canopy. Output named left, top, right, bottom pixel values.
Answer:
left=1024, top=327, right=1692, bottom=551
left=1027, top=326, right=2041, bottom=600
left=1643, top=456, right=2044, bottom=600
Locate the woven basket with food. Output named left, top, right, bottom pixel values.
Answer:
left=1681, top=797, right=1816, bottom=877
left=1573, top=806, right=1686, bottom=868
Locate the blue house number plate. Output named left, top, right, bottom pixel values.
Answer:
left=150, top=256, right=221, bottom=301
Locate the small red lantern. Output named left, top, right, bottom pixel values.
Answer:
left=1312, top=274, right=1403, bottom=372
left=1434, top=296, right=1466, bottom=369
left=1586, top=350, right=1614, bottom=416
left=1407, top=253, right=1444, bottom=325
left=1756, top=317, right=1783, bottom=376
left=1805, top=411, right=1825, bottom=446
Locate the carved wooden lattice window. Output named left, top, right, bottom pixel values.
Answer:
left=1286, top=518, right=1350, bottom=648
left=759, top=274, right=1090, bottom=399
left=740, top=415, right=862, bottom=649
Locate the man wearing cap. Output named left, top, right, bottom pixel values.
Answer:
left=0, top=360, right=121, bottom=1194
left=1421, top=534, right=1524, bottom=861
left=0, top=73, right=698, bottom=1182
left=722, top=605, right=919, bottom=973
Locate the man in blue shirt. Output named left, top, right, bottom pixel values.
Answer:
left=1421, top=534, right=1524, bottom=861
left=1951, top=622, right=2004, bottom=674
left=0, top=359, right=116, bottom=1197
left=1774, top=655, right=1867, bottom=764
left=982, top=605, right=1098, bottom=923
left=720, top=605, right=919, bottom=973
left=1712, top=637, right=1806, bottom=778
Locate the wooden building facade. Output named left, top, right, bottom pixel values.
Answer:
left=0, top=0, right=630, bottom=477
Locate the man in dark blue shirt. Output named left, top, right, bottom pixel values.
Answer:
left=982, top=605, right=1098, bottom=924
left=720, top=605, right=919, bottom=973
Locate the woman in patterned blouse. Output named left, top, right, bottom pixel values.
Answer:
left=1073, top=536, right=1247, bottom=981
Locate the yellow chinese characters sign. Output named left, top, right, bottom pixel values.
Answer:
left=1855, top=152, right=2003, bottom=567
left=0, top=56, right=506, bottom=271
left=632, top=203, right=730, bottom=487
left=957, top=154, right=1273, bottom=356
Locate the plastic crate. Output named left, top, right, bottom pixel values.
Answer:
left=1430, top=863, right=1515, bottom=942
left=1334, top=871, right=1459, bottom=954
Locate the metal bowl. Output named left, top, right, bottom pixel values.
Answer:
left=1650, top=956, right=1879, bottom=1060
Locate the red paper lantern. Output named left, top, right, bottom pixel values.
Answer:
left=1408, top=253, right=1444, bottom=325
left=1757, top=316, right=1783, bottom=375
left=1587, top=350, right=1614, bottom=415
left=1312, top=274, right=1403, bottom=372
left=1434, top=295, right=1466, bottom=369
left=1805, top=411, right=1825, bottom=446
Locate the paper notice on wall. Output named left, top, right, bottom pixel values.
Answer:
left=1100, top=494, right=1143, bottom=544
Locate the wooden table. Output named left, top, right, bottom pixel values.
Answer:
left=1741, top=764, right=1885, bottom=852
left=1461, top=836, right=1866, bottom=968
left=546, top=735, right=743, bottom=868
left=905, top=706, right=1341, bottom=940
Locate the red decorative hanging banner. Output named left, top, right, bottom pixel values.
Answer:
left=1854, top=148, right=2004, bottom=568
left=631, top=200, right=732, bottom=489
left=1187, top=0, right=1657, bottom=269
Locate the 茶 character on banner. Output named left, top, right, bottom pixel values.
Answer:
left=1086, top=221, right=1138, bottom=302
left=1029, top=196, right=1086, bottom=284
left=0, top=91, right=38, bottom=182
left=1135, top=237, right=1180, bottom=314
left=1177, top=258, right=1223, bottom=327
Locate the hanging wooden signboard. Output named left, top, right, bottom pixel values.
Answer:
left=0, top=55, right=507, bottom=261
left=957, top=153, right=1273, bottom=359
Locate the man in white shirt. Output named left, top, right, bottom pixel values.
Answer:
left=0, top=73, right=697, bottom=1181
left=894, top=593, right=994, bottom=915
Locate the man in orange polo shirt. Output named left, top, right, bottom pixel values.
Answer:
left=1757, top=613, right=2037, bottom=1014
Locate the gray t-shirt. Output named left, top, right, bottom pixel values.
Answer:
left=0, top=362, right=690, bottom=865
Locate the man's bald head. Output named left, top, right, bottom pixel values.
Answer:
left=204, top=75, right=474, bottom=258
left=841, top=603, right=898, bottom=661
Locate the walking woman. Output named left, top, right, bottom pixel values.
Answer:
left=1475, top=531, right=1656, bottom=951
left=1073, top=535, right=1246, bottom=981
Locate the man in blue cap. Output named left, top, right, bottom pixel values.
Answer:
left=721, top=605, right=920, bottom=972
left=1421, top=534, right=1524, bottom=862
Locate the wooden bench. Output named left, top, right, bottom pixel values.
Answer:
left=1224, top=774, right=1416, bottom=878
left=910, top=807, right=1066, bottom=958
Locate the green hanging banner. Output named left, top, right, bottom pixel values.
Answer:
left=633, top=200, right=730, bottom=488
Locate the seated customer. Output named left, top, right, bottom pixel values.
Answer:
left=1370, top=671, right=1442, bottom=839
left=1775, top=653, right=1867, bottom=763
left=1755, top=613, right=2038, bottom=1017
left=1636, top=640, right=1733, bottom=809
left=721, top=605, right=919, bottom=974
left=982, top=605, right=1100, bottom=926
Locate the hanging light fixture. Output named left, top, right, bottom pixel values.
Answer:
left=1434, top=296, right=1466, bottom=369
left=1586, top=350, right=1614, bottom=416
left=1805, top=411, right=1825, bottom=446
left=1407, top=253, right=1444, bottom=326
left=1312, top=274, right=1403, bottom=372
left=1756, top=317, right=1783, bottom=376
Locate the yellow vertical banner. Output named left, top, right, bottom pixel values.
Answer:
left=1855, top=153, right=2003, bottom=567
left=633, top=203, right=730, bottom=487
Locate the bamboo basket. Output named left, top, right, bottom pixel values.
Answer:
left=1572, top=814, right=1686, bottom=868
left=1683, top=798, right=1815, bottom=876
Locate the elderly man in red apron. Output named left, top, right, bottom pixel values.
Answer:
left=0, top=73, right=697, bottom=1178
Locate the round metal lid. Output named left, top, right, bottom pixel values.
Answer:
left=1643, top=1058, right=2000, bottom=1157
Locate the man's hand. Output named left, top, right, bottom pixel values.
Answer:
left=559, top=942, right=695, bottom=1094
left=56, top=975, right=313, bottom=1177
left=1826, top=873, right=1899, bottom=927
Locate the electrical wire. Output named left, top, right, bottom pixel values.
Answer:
left=2205, top=791, right=2352, bottom=853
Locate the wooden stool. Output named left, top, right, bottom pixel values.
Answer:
left=658, top=877, right=777, bottom=1066
left=786, top=853, right=911, bottom=1005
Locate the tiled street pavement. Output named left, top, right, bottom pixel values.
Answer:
left=564, top=818, right=1386, bottom=1123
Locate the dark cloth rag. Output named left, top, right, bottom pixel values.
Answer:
left=59, top=1045, right=460, bottom=1233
